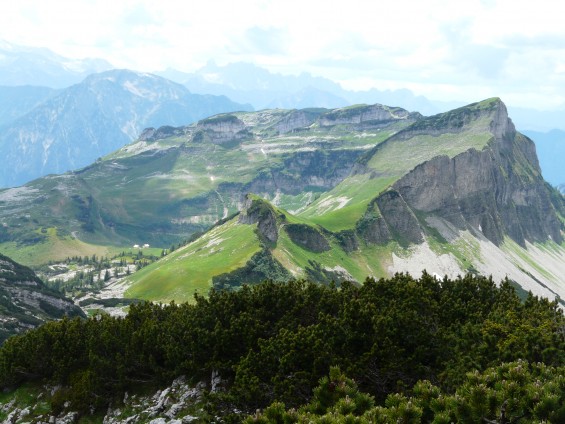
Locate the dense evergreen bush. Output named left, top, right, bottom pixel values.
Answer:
left=0, top=273, right=563, bottom=419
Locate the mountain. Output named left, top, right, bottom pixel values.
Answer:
left=0, top=103, right=419, bottom=266
left=522, top=129, right=565, bottom=187
left=0, top=40, right=112, bottom=88
left=122, top=99, right=565, bottom=304
left=0, top=69, right=252, bottom=188
left=0, top=99, right=563, bottom=304
left=160, top=61, right=440, bottom=114
left=163, top=61, right=565, bottom=134
left=0, top=253, right=84, bottom=343
left=266, top=86, right=349, bottom=109
left=0, top=85, right=58, bottom=127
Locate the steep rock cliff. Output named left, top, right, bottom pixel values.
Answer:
left=273, top=109, right=323, bottom=134
left=195, top=114, right=250, bottom=145
left=358, top=99, right=564, bottom=248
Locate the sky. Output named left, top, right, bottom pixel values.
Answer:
left=1, top=0, right=565, bottom=109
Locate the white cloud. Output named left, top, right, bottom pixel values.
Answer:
left=1, top=0, right=565, bottom=109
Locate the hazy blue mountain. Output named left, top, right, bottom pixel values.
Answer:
left=0, top=85, right=58, bottom=126
left=0, top=40, right=112, bottom=88
left=160, top=61, right=441, bottom=114
left=0, top=69, right=252, bottom=188
left=173, top=61, right=338, bottom=109
left=266, top=86, right=349, bottom=109
left=522, top=129, right=565, bottom=187
left=342, top=88, right=441, bottom=116
left=162, top=62, right=565, bottom=130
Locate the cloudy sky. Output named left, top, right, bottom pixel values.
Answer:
left=1, top=0, right=564, bottom=109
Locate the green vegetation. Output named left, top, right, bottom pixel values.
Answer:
left=37, top=250, right=161, bottom=298
left=0, top=103, right=419, bottom=266
left=1, top=274, right=562, bottom=420
left=300, top=174, right=397, bottom=231
left=248, top=361, right=565, bottom=423
left=0, top=384, right=50, bottom=420
left=125, top=219, right=262, bottom=302
left=366, top=130, right=492, bottom=174
left=405, top=97, right=501, bottom=133
left=0, top=227, right=116, bottom=267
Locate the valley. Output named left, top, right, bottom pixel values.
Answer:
left=0, top=98, right=562, bottom=312
left=2, top=7, right=565, bottom=423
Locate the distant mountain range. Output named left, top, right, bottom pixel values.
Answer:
left=0, top=69, right=251, bottom=187
left=1, top=99, right=563, bottom=305
left=0, top=85, right=58, bottom=126
left=0, top=42, right=563, bottom=189
left=0, top=40, right=112, bottom=88
left=158, top=61, right=441, bottom=115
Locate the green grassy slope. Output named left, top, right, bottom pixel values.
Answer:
left=0, top=105, right=416, bottom=266
left=121, top=98, right=539, bottom=303
left=124, top=218, right=262, bottom=303
left=297, top=99, right=500, bottom=232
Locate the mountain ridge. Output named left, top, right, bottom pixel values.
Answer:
left=120, top=99, right=565, bottom=304
left=0, top=40, right=112, bottom=88
left=0, top=69, right=252, bottom=188
left=0, top=98, right=563, bottom=304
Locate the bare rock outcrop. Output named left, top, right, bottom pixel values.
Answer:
left=318, top=104, right=417, bottom=127
left=238, top=195, right=281, bottom=243
left=194, top=114, right=249, bottom=145
left=274, top=109, right=321, bottom=134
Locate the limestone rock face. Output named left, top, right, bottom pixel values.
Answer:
left=274, top=110, right=320, bottom=134
left=195, top=114, right=249, bottom=144
left=364, top=190, right=425, bottom=246
left=318, top=104, right=417, bottom=127
left=362, top=99, right=564, bottom=247
left=245, top=149, right=363, bottom=196
left=139, top=126, right=187, bottom=142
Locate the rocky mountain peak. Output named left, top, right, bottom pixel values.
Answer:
left=393, top=97, right=511, bottom=140
left=488, top=98, right=516, bottom=140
